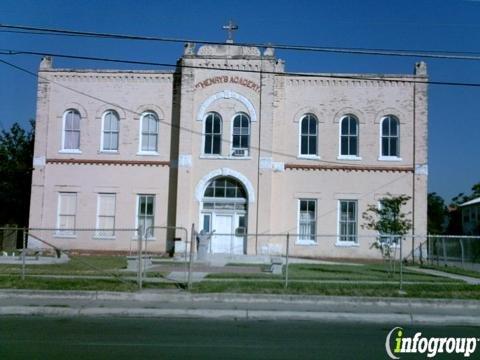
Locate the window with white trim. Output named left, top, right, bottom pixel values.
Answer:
left=63, top=109, right=81, bottom=151
left=204, top=112, right=222, bottom=155
left=340, top=115, right=359, bottom=156
left=232, top=113, right=250, bottom=157
left=140, top=112, right=159, bottom=152
left=381, top=115, right=400, bottom=157
left=96, top=193, right=116, bottom=238
left=137, top=194, right=155, bottom=238
left=57, top=192, right=77, bottom=235
left=300, top=114, right=318, bottom=156
left=102, top=111, right=119, bottom=151
left=339, top=200, right=357, bottom=243
left=299, top=199, right=316, bottom=242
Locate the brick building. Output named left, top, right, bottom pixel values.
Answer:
left=29, top=41, right=428, bottom=259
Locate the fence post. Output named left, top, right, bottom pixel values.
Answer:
left=399, top=236, right=403, bottom=292
left=442, top=237, right=447, bottom=266
left=137, top=226, right=143, bottom=290
left=284, top=233, right=290, bottom=289
left=419, top=237, right=423, bottom=265
left=459, top=238, right=465, bottom=269
left=184, top=228, right=189, bottom=284
left=187, top=223, right=195, bottom=290
left=21, top=228, right=27, bottom=281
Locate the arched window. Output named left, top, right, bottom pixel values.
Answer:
left=140, top=112, right=159, bottom=152
left=204, top=177, right=247, bottom=199
left=381, top=115, right=400, bottom=157
left=102, top=110, right=119, bottom=151
left=340, top=115, right=359, bottom=157
left=232, top=113, right=250, bottom=157
left=203, top=177, right=247, bottom=211
left=63, top=109, right=81, bottom=151
left=204, top=112, right=222, bottom=155
left=300, top=114, right=318, bottom=156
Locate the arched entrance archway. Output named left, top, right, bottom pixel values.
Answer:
left=200, top=176, right=247, bottom=254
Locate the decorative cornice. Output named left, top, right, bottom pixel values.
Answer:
left=284, top=163, right=413, bottom=173
left=49, top=72, right=173, bottom=82
left=47, top=158, right=170, bottom=167
left=285, top=77, right=411, bottom=88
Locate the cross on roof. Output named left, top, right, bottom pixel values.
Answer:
left=222, top=20, right=238, bottom=43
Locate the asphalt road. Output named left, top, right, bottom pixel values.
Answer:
left=0, top=317, right=478, bottom=359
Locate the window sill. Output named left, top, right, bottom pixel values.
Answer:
left=337, top=155, right=362, bottom=161
left=378, top=156, right=402, bottom=162
left=137, top=151, right=159, bottom=156
left=53, top=233, right=77, bottom=239
left=99, top=150, right=119, bottom=154
left=335, top=241, right=359, bottom=247
left=295, top=240, right=318, bottom=246
left=298, top=155, right=321, bottom=160
left=93, top=236, right=116, bottom=240
left=59, top=149, right=82, bottom=154
left=132, top=237, right=157, bottom=241
left=200, top=155, right=252, bottom=160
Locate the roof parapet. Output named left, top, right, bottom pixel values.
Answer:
left=415, top=61, right=427, bottom=76
left=39, top=56, right=53, bottom=70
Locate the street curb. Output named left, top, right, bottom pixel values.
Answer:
left=0, top=289, right=479, bottom=309
left=1, top=306, right=480, bottom=325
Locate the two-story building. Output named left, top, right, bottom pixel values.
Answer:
left=28, top=41, right=428, bottom=259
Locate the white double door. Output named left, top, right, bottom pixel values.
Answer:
left=202, top=212, right=245, bottom=254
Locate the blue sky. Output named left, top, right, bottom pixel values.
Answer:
left=0, top=0, right=479, bottom=202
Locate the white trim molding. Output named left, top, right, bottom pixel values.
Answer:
left=196, top=91, right=257, bottom=123
left=195, top=168, right=255, bottom=203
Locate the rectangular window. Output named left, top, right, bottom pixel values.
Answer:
left=339, top=200, right=357, bottom=243
left=57, top=192, right=77, bottom=235
left=137, top=194, right=155, bottom=238
left=298, top=199, right=316, bottom=242
left=96, top=193, right=116, bottom=238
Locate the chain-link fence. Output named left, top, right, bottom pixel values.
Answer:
left=4, top=225, right=477, bottom=292
left=186, top=227, right=413, bottom=290
left=418, top=235, right=480, bottom=271
left=0, top=226, right=190, bottom=290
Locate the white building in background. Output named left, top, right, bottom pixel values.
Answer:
left=29, top=39, right=428, bottom=259
left=460, top=197, right=480, bottom=235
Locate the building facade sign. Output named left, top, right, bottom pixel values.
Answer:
left=195, top=76, right=260, bottom=93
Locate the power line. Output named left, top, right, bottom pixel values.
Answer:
left=4, top=48, right=480, bottom=88
left=2, top=23, right=480, bottom=61
left=0, top=57, right=413, bottom=168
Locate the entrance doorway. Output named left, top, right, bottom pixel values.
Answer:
left=200, top=177, right=247, bottom=254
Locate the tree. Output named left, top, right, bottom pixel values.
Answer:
left=362, top=194, right=412, bottom=236
left=427, top=192, right=447, bottom=234
left=362, top=194, right=412, bottom=275
left=0, top=121, right=34, bottom=227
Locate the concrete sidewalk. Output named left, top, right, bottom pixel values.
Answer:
left=409, top=267, right=480, bottom=285
left=0, top=289, right=479, bottom=326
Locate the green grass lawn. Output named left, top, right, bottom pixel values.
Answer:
left=192, top=281, right=480, bottom=299
left=0, top=256, right=128, bottom=276
left=207, top=263, right=459, bottom=283
left=0, top=276, right=182, bottom=292
left=0, top=257, right=475, bottom=299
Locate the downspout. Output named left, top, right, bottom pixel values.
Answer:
left=255, top=52, right=264, bottom=255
